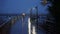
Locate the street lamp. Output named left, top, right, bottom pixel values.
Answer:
left=22, top=13, right=26, bottom=24
left=22, top=13, right=26, bottom=34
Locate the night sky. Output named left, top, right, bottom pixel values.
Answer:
left=0, top=0, right=51, bottom=14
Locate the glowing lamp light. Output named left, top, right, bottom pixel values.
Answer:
left=22, top=13, right=26, bottom=17
left=32, top=7, right=36, bottom=10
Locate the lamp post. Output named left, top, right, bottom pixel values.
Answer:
left=29, top=6, right=38, bottom=34
left=34, top=6, right=38, bottom=34
left=22, top=13, right=25, bottom=34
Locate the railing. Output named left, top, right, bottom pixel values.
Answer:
left=38, top=15, right=56, bottom=34
left=0, top=13, right=55, bottom=28
left=0, top=14, right=55, bottom=32
left=0, top=15, right=21, bottom=27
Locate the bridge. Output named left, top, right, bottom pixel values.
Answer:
left=0, top=0, right=56, bottom=34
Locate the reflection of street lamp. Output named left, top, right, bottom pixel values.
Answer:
left=22, top=13, right=25, bottom=34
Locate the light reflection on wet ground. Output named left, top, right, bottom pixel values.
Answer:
left=10, top=16, right=47, bottom=34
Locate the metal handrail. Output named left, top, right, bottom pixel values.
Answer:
left=0, top=15, right=21, bottom=27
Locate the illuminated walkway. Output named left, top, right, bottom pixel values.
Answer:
left=10, top=15, right=48, bottom=34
